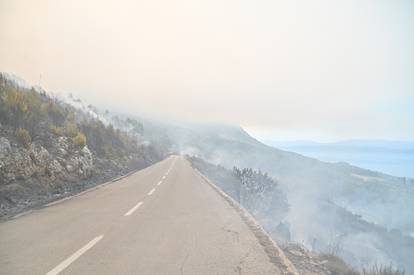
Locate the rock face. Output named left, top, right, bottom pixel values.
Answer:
left=0, top=132, right=155, bottom=218
left=0, top=136, right=93, bottom=185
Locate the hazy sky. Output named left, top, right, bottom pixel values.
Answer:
left=1, top=0, right=413, bottom=141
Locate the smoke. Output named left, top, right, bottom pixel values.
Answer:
left=139, top=118, right=414, bottom=272
left=1, top=0, right=414, bottom=140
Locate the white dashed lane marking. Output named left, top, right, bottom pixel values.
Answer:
left=46, top=235, right=104, bottom=275
left=124, top=201, right=144, bottom=217
left=148, top=188, right=156, bottom=196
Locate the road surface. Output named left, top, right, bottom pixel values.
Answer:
left=0, top=156, right=287, bottom=274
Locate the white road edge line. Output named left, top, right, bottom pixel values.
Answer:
left=157, top=180, right=163, bottom=186
left=148, top=188, right=156, bottom=196
left=45, top=235, right=104, bottom=275
left=124, top=201, right=144, bottom=217
left=162, top=175, right=166, bottom=179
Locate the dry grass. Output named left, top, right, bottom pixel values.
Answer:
left=72, top=132, right=87, bottom=147
left=319, top=253, right=359, bottom=275
left=361, top=265, right=404, bottom=275
left=15, top=128, right=31, bottom=148
left=319, top=254, right=404, bottom=275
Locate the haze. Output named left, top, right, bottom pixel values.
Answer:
left=1, top=0, right=413, bottom=141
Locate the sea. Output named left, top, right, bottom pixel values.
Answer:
left=268, top=140, right=414, bottom=178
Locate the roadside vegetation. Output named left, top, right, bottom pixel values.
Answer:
left=189, top=156, right=288, bottom=216
left=361, top=266, right=404, bottom=275
left=188, top=155, right=405, bottom=275
left=0, top=73, right=163, bottom=218
left=318, top=253, right=404, bottom=275
left=0, top=74, right=142, bottom=158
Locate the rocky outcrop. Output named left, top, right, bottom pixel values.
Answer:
left=0, top=136, right=93, bottom=185
left=0, top=132, right=156, bottom=219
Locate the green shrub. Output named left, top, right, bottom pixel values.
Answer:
left=50, top=125, right=64, bottom=136
left=65, top=122, right=78, bottom=138
left=1, top=88, right=29, bottom=127
left=45, top=100, right=66, bottom=126
left=15, top=128, right=31, bottom=148
left=73, top=132, right=87, bottom=147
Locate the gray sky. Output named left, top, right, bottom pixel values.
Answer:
left=1, top=0, right=413, bottom=141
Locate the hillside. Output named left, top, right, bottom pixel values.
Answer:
left=0, top=73, right=163, bottom=218
left=1, top=73, right=411, bottom=272
left=137, top=117, right=414, bottom=273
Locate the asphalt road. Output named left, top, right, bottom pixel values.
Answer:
left=0, top=156, right=284, bottom=275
